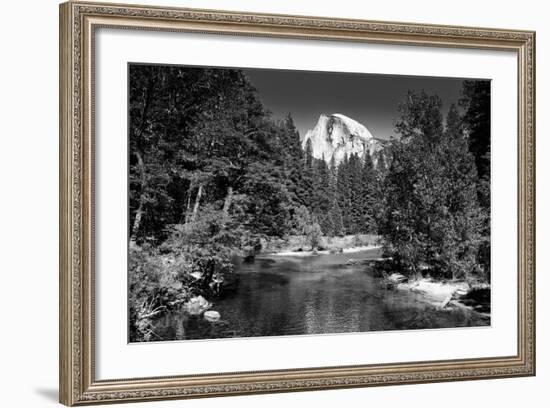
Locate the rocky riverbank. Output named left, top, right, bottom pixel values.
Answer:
left=262, top=234, right=381, bottom=256
left=271, top=245, right=382, bottom=257
left=385, top=274, right=490, bottom=315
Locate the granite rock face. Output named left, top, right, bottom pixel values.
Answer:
left=302, top=113, right=388, bottom=167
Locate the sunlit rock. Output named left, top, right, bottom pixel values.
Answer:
left=184, top=295, right=210, bottom=316
left=302, top=113, right=388, bottom=167
left=204, top=310, right=221, bottom=322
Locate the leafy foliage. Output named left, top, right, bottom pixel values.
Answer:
left=380, top=93, right=489, bottom=281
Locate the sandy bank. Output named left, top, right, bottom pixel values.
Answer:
left=262, top=234, right=381, bottom=256
left=271, top=245, right=382, bottom=257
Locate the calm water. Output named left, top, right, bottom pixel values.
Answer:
left=152, top=249, right=490, bottom=341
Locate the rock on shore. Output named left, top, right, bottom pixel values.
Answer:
left=183, top=295, right=210, bottom=316
left=204, top=310, right=221, bottom=322
left=397, top=279, right=469, bottom=306
left=394, top=279, right=490, bottom=315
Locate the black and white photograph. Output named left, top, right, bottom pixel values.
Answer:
left=128, top=63, right=491, bottom=343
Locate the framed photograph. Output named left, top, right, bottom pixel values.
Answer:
left=59, top=1, right=536, bottom=405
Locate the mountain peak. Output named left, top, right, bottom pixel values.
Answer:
left=302, top=114, right=385, bottom=166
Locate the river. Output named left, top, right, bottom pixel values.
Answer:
left=152, top=248, right=490, bottom=341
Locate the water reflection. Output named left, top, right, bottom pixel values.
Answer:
left=153, top=249, right=489, bottom=341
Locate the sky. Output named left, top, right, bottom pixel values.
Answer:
left=242, top=68, right=477, bottom=140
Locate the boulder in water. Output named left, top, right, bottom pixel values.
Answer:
left=386, top=273, right=408, bottom=285
left=204, top=310, right=221, bottom=322
left=243, top=246, right=256, bottom=263
left=189, top=271, right=202, bottom=280
left=455, top=288, right=469, bottom=297
left=184, top=295, right=210, bottom=316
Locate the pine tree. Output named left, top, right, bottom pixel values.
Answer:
left=360, top=152, right=376, bottom=233
left=460, top=81, right=491, bottom=195
left=395, top=90, right=444, bottom=147
left=336, top=154, right=352, bottom=234
left=281, top=114, right=305, bottom=208
left=302, top=139, right=315, bottom=211
left=324, top=156, right=344, bottom=236
left=459, top=81, right=491, bottom=278
left=380, top=94, right=485, bottom=280
left=348, top=153, right=364, bottom=234
left=312, top=156, right=332, bottom=234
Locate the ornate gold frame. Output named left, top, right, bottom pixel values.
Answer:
left=59, top=1, right=536, bottom=405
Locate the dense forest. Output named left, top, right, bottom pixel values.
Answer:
left=128, top=64, right=490, bottom=341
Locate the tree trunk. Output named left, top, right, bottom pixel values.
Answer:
left=184, top=183, right=193, bottom=224
left=191, top=183, right=204, bottom=222
left=222, top=186, right=233, bottom=220
left=130, top=150, right=146, bottom=245
left=129, top=74, right=156, bottom=246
